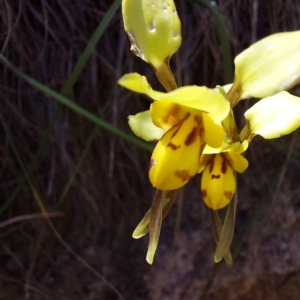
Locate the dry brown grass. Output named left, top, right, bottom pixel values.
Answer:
left=1, top=0, right=300, bottom=299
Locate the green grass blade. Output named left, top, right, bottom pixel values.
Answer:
left=0, top=54, right=153, bottom=152
left=0, top=106, right=63, bottom=214
left=0, top=115, right=34, bottom=192
left=0, top=0, right=123, bottom=214
left=58, top=127, right=99, bottom=205
left=63, top=0, right=122, bottom=95
left=186, top=0, right=233, bottom=83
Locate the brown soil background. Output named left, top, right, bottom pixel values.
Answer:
left=1, top=0, right=300, bottom=299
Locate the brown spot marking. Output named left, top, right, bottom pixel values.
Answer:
left=199, top=126, right=204, bottom=137
left=182, top=112, right=191, bottom=121
left=171, top=125, right=181, bottom=139
left=167, top=142, right=180, bottom=150
left=221, top=154, right=227, bottom=174
left=194, top=115, right=204, bottom=137
left=184, top=127, right=197, bottom=146
left=149, top=159, right=156, bottom=171
left=194, top=115, right=202, bottom=126
left=223, top=191, right=233, bottom=200
left=201, top=190, right=207, bottom=197
left=169, top=104, right=181, bottom=119
left=174, top=170, right=191, bottom=182
left=211, top=174, right=220, bottom=179
left=209, top=155, right=216, bottom=173
left=171, top=112, right=191, bottom=139
left=164, top=104, right=181, bottom=126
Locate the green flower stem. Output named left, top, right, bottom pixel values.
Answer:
left=154, top=61, right=177, bottom=91
left=0, top=54, right=153, bottom=153
left=239, top=121, right=253, bottom=143
left=221, top=109, right=240, bottom=143
left=0, top=115, right=36, bottom=195
left=186, top=0, right=233, bottom=83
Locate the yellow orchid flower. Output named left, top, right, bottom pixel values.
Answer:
left=120, top=0, right=231, bottom=265
left=118, top=73, right=230, bottom=190
left=119, top=0, right=300, bottom=266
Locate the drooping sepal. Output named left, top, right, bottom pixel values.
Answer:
left=136, top=189, right=180, bottom=264
left=232, top=31, right=300, bottom=102
left=213, top=192, right=237, bottom=263
left=128, top=110, right=167, bottom=142
left=210, top=209, right=233, bottom=264
left=244, top=91, right=300, bottom=139
left=132, top=189, right=179, bottom=239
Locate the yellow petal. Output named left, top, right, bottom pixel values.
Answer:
left=128, top=110, right=167, bottom=141
left=122, top=0, right=181, bottom=68
left=118, top=73, right=230, bottom=122
left=234, top=31, right=300, bottom=99
left=227, top=152, right=248, bottom=173
left=244, top=91, right=300, bottom=139
left=159, top=86, right=230, bottom=122
left=150, top=101, right=186, bottom=128
left=118, top=73, right=152, bottom=94
left=149, top=113, right=204, bottom=190
left=203, top=114, right=225, bottom=148
left=201, top=154, right=236, bottom=210
left=203, top=140, right=249, bottom=155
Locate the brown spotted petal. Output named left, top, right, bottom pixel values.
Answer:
left=149, top=113, right=204, bottom=190
left=201, top=153, right=236, bottom=210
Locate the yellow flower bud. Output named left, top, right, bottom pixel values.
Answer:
left=122, top=0, right=181, bottom=68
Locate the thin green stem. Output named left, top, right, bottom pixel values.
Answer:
left=0, top=55, right=153, bottom=151
left=58, top=127, right=99, bottom=205
left=64, top=0, right=122, bottom=95
left=187, top=0, right=233, bottom=83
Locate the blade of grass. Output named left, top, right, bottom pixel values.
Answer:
left=0, top=106, right=62, bottom=214
left=0, top=54, right=153, bottom=151
left=186, top=0, right=233, bottom=83
left=63, top=0, right=122, bottom=95
left=58, top=126, right=99, bottom=205
left=0, top=114, right=126, bottom=300
left=0, top=0, right=124, bottom=214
